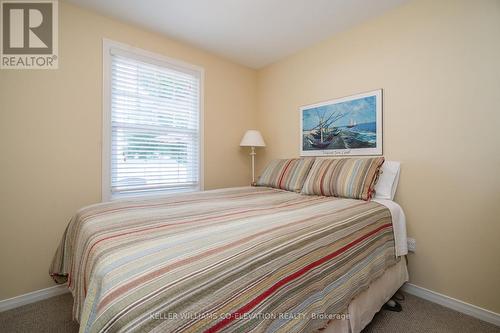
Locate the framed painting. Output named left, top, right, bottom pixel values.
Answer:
left=300, top=89, right=382, bottom=156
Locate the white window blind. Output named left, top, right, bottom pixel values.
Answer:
left=107, top=47, right=201, bottom=198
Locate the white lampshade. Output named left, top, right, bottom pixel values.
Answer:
left=240, top=130, right=266, bottom=147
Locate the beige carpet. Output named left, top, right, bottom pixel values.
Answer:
left=0, top=292, right=498, bottom=333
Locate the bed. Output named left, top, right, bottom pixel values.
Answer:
left=50, top=186, right=408, bottom=333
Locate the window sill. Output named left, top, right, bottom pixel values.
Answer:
left=107, top=186, right=201, bottom=202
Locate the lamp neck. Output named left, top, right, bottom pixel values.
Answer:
left=250, top=146, right=256, bottom=185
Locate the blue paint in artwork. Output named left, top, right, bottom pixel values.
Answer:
left=353, top=121, right=376, bottom=133
left=302, top=96, right=376, bottom=130
left=302, top=95, right=378, bottom=150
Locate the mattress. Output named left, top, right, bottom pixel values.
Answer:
left=50, top=186, right=402, bottom=333
left=323, top=258, right=408, bottom=333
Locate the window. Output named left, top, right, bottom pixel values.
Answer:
left=102, top=40, right=203, bottom=200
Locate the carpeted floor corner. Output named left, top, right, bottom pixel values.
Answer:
left=0, top=293, right=78, bottom=333
left=0, top=291, right=498, bottom=332
left=362, top=293, right=499, bottom=333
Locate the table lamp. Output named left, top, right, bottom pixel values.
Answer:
left=240, top=130, right=266, bottom=185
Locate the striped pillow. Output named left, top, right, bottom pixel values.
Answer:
left=257, top=158, right=315, bottom=192
left=301, top=157, right=385, bottom=200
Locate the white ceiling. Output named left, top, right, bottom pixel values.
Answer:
left=66, top=0, right=409, bottom=68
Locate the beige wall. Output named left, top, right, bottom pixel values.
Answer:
left=0, top=2, right=256, bottom=299
left=256, top=0, right=500, bottom=313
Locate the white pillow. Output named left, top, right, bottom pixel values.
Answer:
left=374, top=161, right=400, bottom=200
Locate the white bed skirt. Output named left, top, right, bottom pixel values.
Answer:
left=323, top=258, right=409, bottom=333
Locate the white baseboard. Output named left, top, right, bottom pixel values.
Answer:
left=402, top=282, right=500, bottom=327
left=0, top=284, right=69, bottom=313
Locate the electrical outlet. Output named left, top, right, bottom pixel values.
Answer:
left=407, top=238, right=416, bottom=252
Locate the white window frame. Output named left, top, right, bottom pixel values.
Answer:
left=102, top=39, right=204, bottom=201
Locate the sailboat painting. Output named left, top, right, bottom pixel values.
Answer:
left=300, top=89, right=382, bottom=156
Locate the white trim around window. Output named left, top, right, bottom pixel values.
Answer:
left=102, top=39, right=204, bottom=201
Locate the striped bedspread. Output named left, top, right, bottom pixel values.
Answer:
left=50, top=186, right=399, bottom=333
